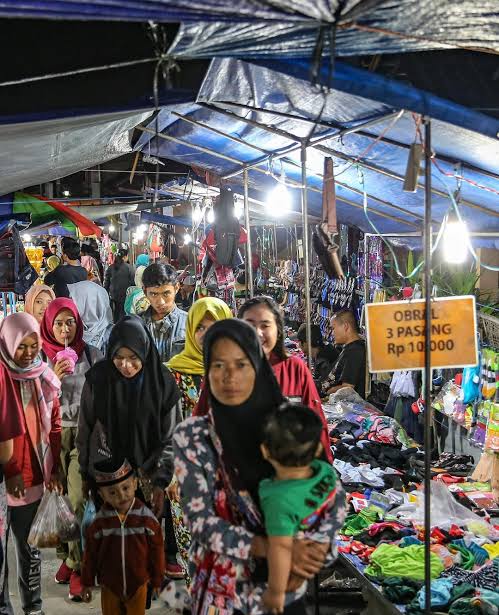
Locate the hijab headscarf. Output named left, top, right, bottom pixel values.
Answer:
left=136, top=254, right=150, bottom=267
left=167, top=297, right=232, bottom=376
left=67, top=281, right=112, bottom=349
left=203, top=319, right=284, bottom=499
left=0, top=313, right=47, bottom=380
left=0, top=312, right=60, bottom=438
left=40, top=297, right=85, bottom=362
left=24, top=284, right=55, bottom=320
left=85, top=316, right=180, bottom=472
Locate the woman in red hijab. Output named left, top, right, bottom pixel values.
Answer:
left=40, top=298, right=103, bottom=601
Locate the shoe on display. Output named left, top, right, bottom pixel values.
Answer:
left=68, top=571, right=84, bottom=601
left=54, top=560, right=72, bottom=585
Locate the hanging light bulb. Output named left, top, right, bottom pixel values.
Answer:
left=183, top=233, right=192, bottom=245
left=233, top=196, right=244, bottom=219
left=108, top=224, right=116, bottom=233
left=62, top=189, right=70, bottom=198
left=192, top=206, right=203, bottom=224
left=266, top=183, right=292, bottom=217
left=22, top=233, right=31, bottom=242
left=443, top=210, right=469, bottom=264
left=207, top=208, right=215, bottom=224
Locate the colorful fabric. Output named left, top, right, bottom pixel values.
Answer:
left=483, top=542, right=499, bottom=560
left=259, top=460, right=337, bottom=536
left=40, top=297, right=85, bottom=361
left=124, top=286, right=149, bottom=316
left=364, top=544, right=444, bottom=581
left=167, top=297, right=232, bottom=376
left=417, top=578, right=454, bottom=609
left=171, top=372, right=201, bottom=421
left=441, top=559, right=499, bottom=591
left=452, top=539, right=489, bottom=566
left=382, top=577, right=422, bottom=604
left=341, top=506, right=383, bottom=537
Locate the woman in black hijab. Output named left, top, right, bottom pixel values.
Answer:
left=171, top=319, right=345, bottom=615
left=77, top=316, right=180, bottom=517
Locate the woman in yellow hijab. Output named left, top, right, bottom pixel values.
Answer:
left=167, top=296, right=232, bottom=417
left=165, top=297, right=232, bottom=584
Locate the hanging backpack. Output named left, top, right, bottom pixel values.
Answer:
left=0, top=221, right=38, bottom=294
left=214, top=188, right=241, bottom=267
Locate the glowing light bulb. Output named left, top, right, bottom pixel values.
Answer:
left=192, top=206, right=203, bottom=224
left=22, top=233, right=31, bottom=242
left=183, top=233, right=192, bottom=245
left=207, top=208, right=215, bottom=224
left=266, top=183, right=292, bottom=217
left=443, top=213, right=469, bottom=264
left=108, top=224, right=116, bottom=233
left=62, top=190, right=70, bottom=197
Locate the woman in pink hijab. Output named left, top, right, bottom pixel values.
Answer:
left=24, top=284, right=55, bottom=323
left=0, top=312, right=62, bottom=615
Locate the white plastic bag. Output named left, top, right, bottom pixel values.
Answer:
left=28, top=490, right=80, bottom=548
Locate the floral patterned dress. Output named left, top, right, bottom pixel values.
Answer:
left=172, top=414, right=347, bottom=615
left=170, top=371, right=202, bottom=577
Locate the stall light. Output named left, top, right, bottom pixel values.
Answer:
left=62, top=190, right=70, bottom=197
left=22, top=233, right=31, bottom=242
left=207, top=208, right=215, bottom=224
left=108, top=224, right=116, bottom=233
left=233, top=196, right=244, bottom=219
left=183, top=233, right=192, bottom=245
left=266, top=183, right=292, bottom=217
left=192, top=206, right=203, bottom=224
left=443, top=210, right=469, bottom=264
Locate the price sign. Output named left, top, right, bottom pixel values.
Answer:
left=365, top=296, right=478, bottom=372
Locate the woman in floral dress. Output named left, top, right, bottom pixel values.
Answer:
left=172, top=319, right=346, bottom=615
left=166, top=298, right=232, bottom=577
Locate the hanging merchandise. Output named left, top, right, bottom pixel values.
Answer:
left=0, top=221, right=38, bottom=295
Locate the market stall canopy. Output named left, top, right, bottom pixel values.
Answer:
left=1, top=1, right=498, bottom=57
left=135, top=57, right=499, bottom=245
left=0, top=109, right=152, bottom=197
left=0, top=193, right=102, bottom=237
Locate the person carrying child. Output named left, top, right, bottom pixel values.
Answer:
left=259, top=404, right=339, bottom=615
left=80, top=459, right=165, bottom=615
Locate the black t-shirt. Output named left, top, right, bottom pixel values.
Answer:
left=314, top=344, right=340, bottom=389
left=44, top=263, right=88, bottom=297
left=327, top=339, right=366, bottom=398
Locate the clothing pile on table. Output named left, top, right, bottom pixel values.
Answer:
left=337, top=482, right=499, bottom=614
left=325, top=389, right=422, bottom=491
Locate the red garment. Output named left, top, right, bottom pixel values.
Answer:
left=0, top=364, right=25, bottom=443
left=81, top=498, right=165, bottom=599
left=40, top=297, right=85, bottom=362
left=194, top=353, right=333, bottom=463
left=3, top=383, right=61, bottom=489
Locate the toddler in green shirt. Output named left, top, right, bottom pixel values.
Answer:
left=259, top=403, right=337, bottom=614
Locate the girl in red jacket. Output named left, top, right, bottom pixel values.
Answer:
left=0, top=312, right=62, bottom=615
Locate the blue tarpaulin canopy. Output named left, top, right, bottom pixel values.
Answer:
left=2, top=2, right=498, bottom=57
left=134, top=57, right=499, bottom=246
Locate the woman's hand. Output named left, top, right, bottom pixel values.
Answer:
left=290, top=539, right=329, bottom=579
left=53, top=359, right=71, bottom=380
left=151, top=486, right=165, bottom=518
left=166, top=479, right=180, bottom=503
left=46, top=474, right=63, bottom=494
left=6, top=474, right=25, bottom=499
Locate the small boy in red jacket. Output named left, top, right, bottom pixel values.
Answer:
left=81, top=459, right=165, bottom=615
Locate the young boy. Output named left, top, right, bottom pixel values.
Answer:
left=81, top=459, right=165, bottom=615
left=141, top=263, right=187, bottom=363
left=259, top=404, right=338, bottom=614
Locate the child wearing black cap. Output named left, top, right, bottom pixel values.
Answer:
left=259, top=404, right=338, bottom=614
left=81, top=459, right=165, bottom=614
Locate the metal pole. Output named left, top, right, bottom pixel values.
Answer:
left=423, top=116, right=433, bottom=615
left=301, top=142, right=313, bottom=368
left=243, top=169, right=254, bottom=298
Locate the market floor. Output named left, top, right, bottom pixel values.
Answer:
left=6, top=542, right=166, bottom=615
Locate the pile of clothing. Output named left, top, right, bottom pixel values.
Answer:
left=337, top=493, right=499, bottom=615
